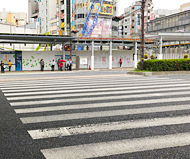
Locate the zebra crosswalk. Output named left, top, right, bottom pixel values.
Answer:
left=1, top=75, right=190, bottom=158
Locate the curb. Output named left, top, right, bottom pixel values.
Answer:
left=127, top=71, right=190, bottom=76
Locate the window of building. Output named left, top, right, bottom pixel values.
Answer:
left=46, top=1, right=47, bottom=7
left=76, top=14, right=84, bottom=18
left=51, top=22, right=56, bottom=27
left=125, top=32, right=127, bottom=35
left=125, top=19, right=127, bottom=22
left=46, top=9, right=47, bottom=15
left=125, top=26, right=127, bottom=28
left=52, top=31, right=57, bottom=35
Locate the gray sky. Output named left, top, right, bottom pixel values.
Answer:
left=1, top=0, right=28, bottom=13
left=1, top=0, right=190, bottom=15
left=118, top=0, right=190, bottom=15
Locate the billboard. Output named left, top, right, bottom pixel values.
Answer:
left=91, top=3, right=113, bottom=15
left=90, top=18, right=112, bottom=37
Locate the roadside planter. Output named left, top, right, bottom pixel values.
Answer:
left=144, top=54, right=148, bottom=59
left=150, top=54, right=154, bottom=59
left=184, top=54, right=188, bottom=59
left=137, top=59, right=190, bottom=71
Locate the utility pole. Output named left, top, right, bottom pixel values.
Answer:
left=140, top=0, right=145, bottom=70
left=56, top=0, right=59, bottom=35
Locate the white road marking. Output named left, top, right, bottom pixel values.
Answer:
left=0, top=76, right=170, bottom=85
left=5, top=83, right=190, bottom=97
left=28, top=115, right=190, bottom=139
left=41, top=132, right=190, bottom=159
left=3, top=79, right=186, bottom=93
left=9, top=90, right=190, bottom=106
left=0, top=77, right=173, bottom=88
left=20, top=104, right=190, bottom=124
left=7, top=87, right=190, bottom=101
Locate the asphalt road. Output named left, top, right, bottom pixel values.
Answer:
left=1, top=71, right=190, bottom=159
left=0, top=70, right=129, bottom=80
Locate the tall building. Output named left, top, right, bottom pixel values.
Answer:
left=153, top=9, right=180, bottom=19
left=121, top=0, right=154, bottom=38
left=180, top=2, right=190, bottom=12
left=28, top=0, right=72, bottom=35
left=73, top=0, right=115, bottom=38
left=0, top=10, right=27, bottom=26
left=59, top=0, right=73, bottom=35
left=28, top=0, right=39, bottom=23
left=38, top=0, right=56, bottom=34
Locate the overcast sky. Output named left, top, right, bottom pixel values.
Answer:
left=1, top=0, right=190, bottom=15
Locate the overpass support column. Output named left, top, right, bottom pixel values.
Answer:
left=134, top=41, right=138, bottom=68
left=158, top=36, right=163, bottom=59
left=109, top=41, right=112, bottom=69
left=91, top=41, right=94, bottom=70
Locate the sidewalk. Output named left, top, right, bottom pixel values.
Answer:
left=127, top=71, right=190, bottom=76
left=0, top=67, right=133, bottom=75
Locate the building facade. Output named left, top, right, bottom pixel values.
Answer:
left=73, top=0, right=115, bottom=38
left=153, top=9, right=180, bottom=19
left=28, top=0, right=39, bottom=23
left=120, top=0, right=154, bottom=38
left=59, top=0, right=73, bottom=35
left=180, top=2, right=190, bottom=12
left=28, top=0, right=72, bottom=35
left=38, top=0, right=56, bottom=34
left=0, top=11, right=27, bottom=26
left=146, top=10, right=190, bottom=34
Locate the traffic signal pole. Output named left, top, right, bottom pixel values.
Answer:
left=140, top=0, right=145, bottom=70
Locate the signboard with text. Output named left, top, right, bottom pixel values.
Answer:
left=91, top=3, right=113, bottom=15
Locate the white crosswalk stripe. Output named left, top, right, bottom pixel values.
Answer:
left=1, top=75, right=190, bottom=159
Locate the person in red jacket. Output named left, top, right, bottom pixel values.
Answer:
left=119, top=59, right=122, bottom=67
left=59, top=59, right=65, bottom=71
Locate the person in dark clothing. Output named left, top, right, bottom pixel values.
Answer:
left=51, top=59, right=55, bottom=71
left=57, top=59, right=60, bottom=70
left=40, top=59, right=45, bottom=71
left=69, top=59, right=72, bottom=71
left=1, top=61, right=5, bottom=73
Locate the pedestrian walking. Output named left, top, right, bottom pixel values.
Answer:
left=40, top=59, right=45, bottom=71
left=69, top=59, right=72, bottom=71
left=1, top=61, right=5, bottom=73
left=119, top=59, right=122, bottom=67
left=57, top=59, right=60, bottom=70
left=66, top=59, right=70, bottom=71
left=8, top=60, right=12, bottom=71
left=51, top=59, right=55, bottom=71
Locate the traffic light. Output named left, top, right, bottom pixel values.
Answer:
left=112, top=16, right=124, bottom=22
left=64, top=45, right=70, bottom=51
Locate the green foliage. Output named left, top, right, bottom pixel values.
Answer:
left=137, top=59, right=190, bottom=71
